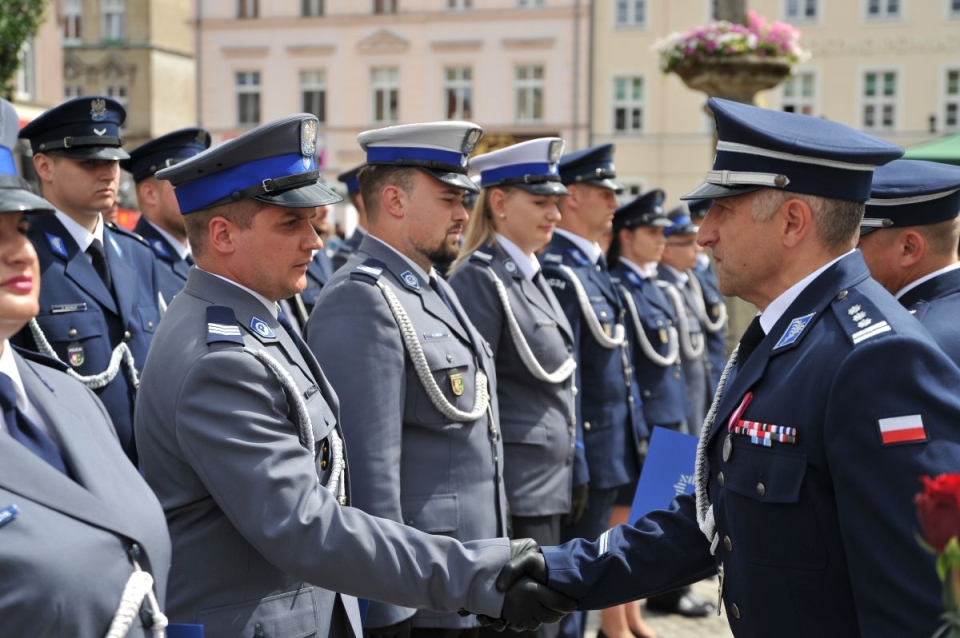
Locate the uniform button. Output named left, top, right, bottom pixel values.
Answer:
left=716, top=471, right=724, bottom=487
left=595, top=264, right=602, bottom=271
left=628, top=396, right=634, bottom=404
left=756, top=482, right=766, bottom=497
left=321, top=459, right=328, bottom=469
left=147, top=321, right=154, bottom=329
left=68, top=328, right=78, bottom=338
left=656, top=320, right=663, bottom=326
left=584, top=421, right=592, bottom=431
left=731, top=603, right=741, bottom=619
left=128, top=543, right=142, bottom=561
left=446, top=354, right=454, bottom=362
left=254, top=622, right=265, bottom=638
left=571, top=387, right=578, bottom=396
left=123, top=331, right=132, bottom=342
left=642, top=390, right=651, bottom=398
left=724, top=535, right=732, bottom=552
left=322, top=442, right=329, bottom=453
left=835, top=290, right=848, bottom=301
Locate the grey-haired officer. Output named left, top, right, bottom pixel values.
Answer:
left=682, top=198, right=727, bottom=394
left=306, top=122, right=509, bottom=637
left=447, top=139, right=576, bottom=633
left=137, top=114, right=572, bottom=637
left=122, top=127, right=211, bottom=303
left=331, top=164, right=367, bottom=270
left=539, top=144, right=648, bottom=638
left=858, top=159, right=960, bottom=365
left=657, top=209, right=711, bottom=433
left=0, top=97, right=171, bottom=638
left=495, top=97, right=960, bottom=638
left=14, top=96, right=164, bottom=465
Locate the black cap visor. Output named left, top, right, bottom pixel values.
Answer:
left=417, top=167, right=480, bottom=193
left=512, top=180, right=569, bottom=196
left=574, top=177, right=623, bottom=193
left=50, top=145, right=130, bottom=161
left=0, top=187, right=55, bottom=215
left=253, top=181, right=343, bottom=208
left=681, top=181, right=761, bottom=201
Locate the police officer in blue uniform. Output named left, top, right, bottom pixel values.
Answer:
left=539, top=143, right=647, bottom=638
left=682, top=198, right=727, bottom=393
left=491, top=98, right=960, bottom=638
left=296, top=200, right=336, bottom=322
left=123, top=127, right=211, bottom=304
left=14, top=96, right=163, bottom=465
left=331, top=164, right=367, bottom=270
left=858, top=159, right=960, bottom=366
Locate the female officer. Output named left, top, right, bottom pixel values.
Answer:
left=0, top=98, right=171, bottom=638
left=448, top=138, right=576, bottom=638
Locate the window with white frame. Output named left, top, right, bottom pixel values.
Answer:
left=302, top=0, right=324, bottom=16
left=371, top=67, right=399, bottom=125
left=373, top=0, right=397, bottom=14
left=64, top=0, right=83, bottom=42
left=946, top=69, right=960, bottom=130
left=101, top=0, right=125, bottom=41
left=65, top=85, right=84, bottom=99
left=446, top=0, right=472, bottom=9
left=866, top=0, right=900, bottom=19
left=617, top=182, right=643, bottom=204
left=615, top=0, right=646, bottom=27
left=612, top=76, right=644, bottom=134
left=236, top=71, right=261, bottom=126
left=300, top=70, right=327, bottom=124
left=785, top=0, right=818, bottom=20
left=782, top=71, right=816, bottom=115
left=862, top=71, right=897, bottom=131
left=444, top=67, right=473, bottom=120
left=515, top=65, right=544, bottom=123
left=517, top=0, right=545, bottom=7
left=238, top=0, right=258, bottom=18
left=15, top=41, right=35, bottom=101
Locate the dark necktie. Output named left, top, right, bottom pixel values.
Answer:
left=596, top=254, right=609, bottom=272
left=277, top=309, right=314, bottom=364
left=185, top=253, right=195, bottom=267
left=429, top=274, right=456, bottom=315
left=0, top=373, right=69, bottom=475
left=737, top=316, right=766, bottom=370
left=87, top=238, right=112, bottom=291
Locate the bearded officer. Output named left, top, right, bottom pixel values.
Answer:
left=123, top=127, right=211, bottom=304
left=137, top=114, right=572, bottom=638
left=492, top=97, right=960, bottom=638
left=857, top=159, right=960, bottom=366
left=14, top=96, right=164, bottom=465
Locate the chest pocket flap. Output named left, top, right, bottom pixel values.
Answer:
left=725, top=445, right=806, bottom=504
left=35, top=309, right=103, bottom=342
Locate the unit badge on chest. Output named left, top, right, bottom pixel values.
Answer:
left=67, top=342, right=84, bottom=367
left=449, top=372, right=465, bottom=396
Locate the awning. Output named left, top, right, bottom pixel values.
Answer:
left=903, top=132, right=960, bottom=166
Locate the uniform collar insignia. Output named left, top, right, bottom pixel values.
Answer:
left=399, top=270, right=421, bottom=291
left=567, top=248, right=589, bottom=267
left=774, top=312, right=816, bottom=349
left=45, top=233, right=69, bottom=259
left=150, top=239, right=171, bottom=259
left=249, top=316, right=276, bottom=340
left=504, top=259, right=518, bottom=275
left=625, top=270, right=641, bottom=286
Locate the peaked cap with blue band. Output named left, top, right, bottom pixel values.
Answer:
left=155, top=114, right=341, bottom=214
left=859, top=159, right=960, bottom=236
left=614, top=189, right=671, bottom=232
left=682, top=98, right=904, bottom=203
left=358, top=121, right=483, bottom=193
left=337, top=164, right=364, bottom=195
left=121, top=127, right=211, bottom=182
left=19, top=96, right=129, bottom=161
left=469, top=137, right=568, bottom=196
left=558, top=143, right=623, bottom=192
left=664, top=205, right=699, bottom=237
left=0, top=99, right=54, bottom=215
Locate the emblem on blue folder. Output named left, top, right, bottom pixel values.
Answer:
left=774, top=312, right=815, bottom=349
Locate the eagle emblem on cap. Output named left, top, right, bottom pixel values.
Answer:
left=301, top=119, right=318, bottom=157
left=90, top=98, right=107, bottom=122
left=462, top=128, right=483, bottom=154
left=195, top=130, right=207, bottom=145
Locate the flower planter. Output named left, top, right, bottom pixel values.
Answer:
left=672, top=57, right=794, bottom=103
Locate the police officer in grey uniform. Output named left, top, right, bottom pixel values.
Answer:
left=858, top=159, right=960, bottom=366
left=0, top=97, right=171, bottom=638
left=331, top=164, right=367, bottom=270
left=136, top=115, right=573, bottom=638
left=123, top=127, right=211, bottom=304
left=657, top=210, right=711, bottom=433
left=448, top=140, right=576, bottom=633
left=306, top=122, right=508, bottom=638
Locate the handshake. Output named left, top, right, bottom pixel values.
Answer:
left=474, top=538, right=578, bottom=632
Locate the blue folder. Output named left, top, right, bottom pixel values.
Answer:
left=166, top=624, right=204, bottom=638
left=629, top=426, right=699, bottom=525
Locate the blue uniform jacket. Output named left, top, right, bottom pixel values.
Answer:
left=611, top=263, right=688, bottom=428
left=15, top=215, right=162, bottom=464
left=331, top=227, right=364, bottom=271
left=693, top=261, right=727, bottom=393
left=542, top=253, right=960, bottom=638
left=898, top=266, right=960, bottom=367
left=540, top=234, right=647, bottom=490
left=301, top=248, right=335, bottom=316
left=134, top=217, right=190, bottom=304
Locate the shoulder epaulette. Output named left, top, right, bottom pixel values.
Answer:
left=469, top=251, right=493, bottom=264
left=830, top=288, right=894, bottom=347
left=542, top=253, right=563, bottom=264
left=350, top=258, right=386, bottom=284
left=106, top=222, right=149, bottom=246
left=206, top=306, right=244, bottom=345
left=12, top=345, right=69, bottom=372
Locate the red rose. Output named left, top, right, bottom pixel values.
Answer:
left=915, top=474, right=960, bottom=552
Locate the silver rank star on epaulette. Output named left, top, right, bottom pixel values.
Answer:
left=847, top=303, right=891, bottom=344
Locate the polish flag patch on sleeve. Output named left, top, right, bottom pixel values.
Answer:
left=878, top=415, right=928, bottom=445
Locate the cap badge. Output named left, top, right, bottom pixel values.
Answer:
left=93, top=128, right=107, bottom=137
left=462, top=128, right=483, bottom=154
left=301, top=118, right=318, bottom=157
left=774, top=312, right=815, bottom=349
left=195, top=131, right=207, bottom=145
left=90, top=98, right=107, bottom=122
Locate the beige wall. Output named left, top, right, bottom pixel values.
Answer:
left=12, top=2, right=64, bottom=119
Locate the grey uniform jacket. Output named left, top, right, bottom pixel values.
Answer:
left=135, top=268, right=509, bottom=638
left=306, top=235, right=508, bottom=630
left=0, top=350, right=170, bottom=638
left=448, top=242, right=576, bottom=518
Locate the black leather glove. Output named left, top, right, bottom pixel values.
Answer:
left=564, top=482, right=589, bottom=526
left=498, top=576, right=577, bottom=632
left=362, top=618, right=412, bottom=638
